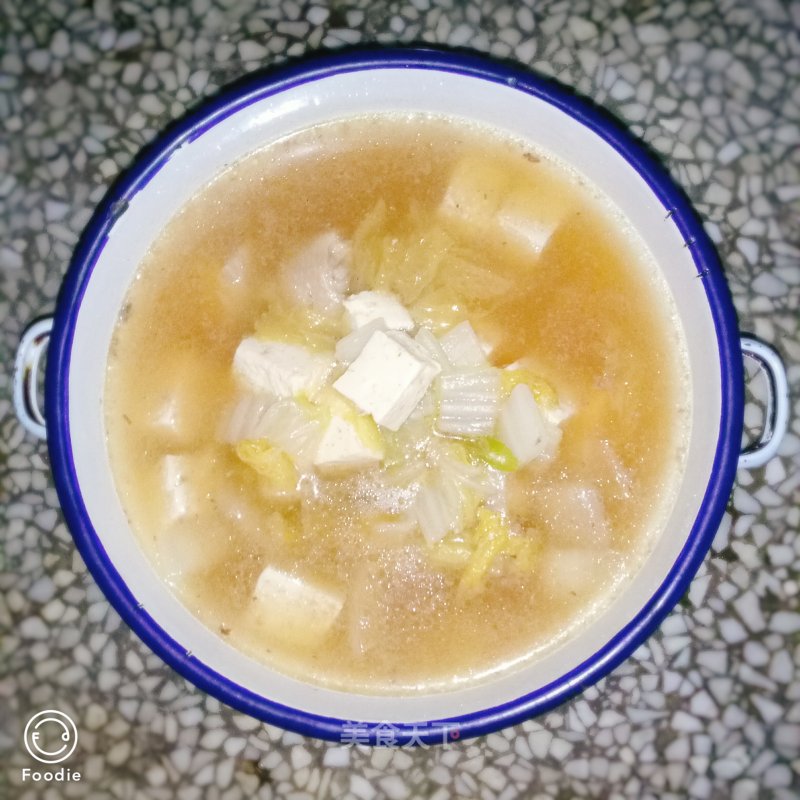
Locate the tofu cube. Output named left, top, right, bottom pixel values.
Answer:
left=541, top=548, right=606, bottom=598
left=159, top=454, right=216, bottom=524
left=314, top=415, right=383, bottom=472
left=343, top=290, right=415, bottom=331
left=233, top=338, right=332, bottom=398
left=147, top=360, right=209, bottom=446
left=161, top=454, right=196, bottom=522
left=333, top=330, right=441, bottom=431
left=496, top=185, right=570, bottom=256
left=439, top=156, right=512, bottom=231
left=249, top=566, right=344, bottom=648
left=439, top=320, right=489, bottom=367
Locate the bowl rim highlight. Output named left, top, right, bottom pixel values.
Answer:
left=44, top=47, right=744, bottom=745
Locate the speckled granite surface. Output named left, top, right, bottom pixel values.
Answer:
left=1, top=1, right=799, bottom=797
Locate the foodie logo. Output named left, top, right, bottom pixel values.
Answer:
left=23, top=709, right=78, bottom=764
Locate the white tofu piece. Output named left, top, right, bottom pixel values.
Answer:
left=414, top=327, right=451, bottom=369
left=282, top=231, right=350, bottom=314
left=536, top=483, right=611, bottom=546
left=314, top=414, right=382, bottom=472
left=144, top=356, right=216, bottom=446
left=233, top=338, right=332, bottom=398
left=497, top=384, right=562, bottom=465
left=343, top=290, right=415, bottom=331
left=154, top=518, right=219, bottom=583
left=439, top=321, right=489, bottom=367
left=220, top=248, right=247, bottom=287
left=541, top=548, right=606, bottom=597
left=160, top=453, right=216, bottom=523
left=439, top=156, right=511, bottom=231
left=250, top=566, right=344, bottom=648
left=161, top=454, right=192, bottom=522
left=333, top=330, right=441, bottom=431
left=335, top=318, right=387, bottom=363
left=496, top=186, right=569, bottom=257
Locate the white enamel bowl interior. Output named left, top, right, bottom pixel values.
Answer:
left=68, top=67, right=718, bottom=723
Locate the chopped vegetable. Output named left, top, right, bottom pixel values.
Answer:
left=457, top=507, right=511, bottom=597
left=501, top=367, right=558, bottom=408
left=303, top=384, right=353, bottom=421
left=219, top=392, right=271, bottom=444
left=253, top=304, right=343, bottom=353
left=252, top=399, right=323, bottom=469
left=281, top=231, right=350, bottom=315
left=465, top=436, right=519, bottom=472
left=414, top=473, right=464, bottom=544
left=409, top=289, right=469, bottom=332
left=350, top=200, right=452, bottom=304
left=428, top=535, right=472, bottom=569
left=409, top=386, right=436, bottom=421
left=233, top=338, right=333, bottom=398
left=414, top=327, right=451, bottom=370
left=235, top=439, right=298, bottom=492
left=383, top=417, right=434, bottom=469
left=432, top=439, right=507, bottom=515
left=457, top=508, right=541, bottom=597
left=351, top=413, right=383, bottom=453
left=435, top=368, right=500, bottom=437
left=370, top=512, right=417, bottom=539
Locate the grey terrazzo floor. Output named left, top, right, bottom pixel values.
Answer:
left=1, top=0, right=799, bottom=797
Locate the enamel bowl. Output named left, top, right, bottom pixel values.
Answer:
left=14, top=49, right=788, bottom=745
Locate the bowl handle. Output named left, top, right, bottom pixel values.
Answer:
left=13, top=316, right=53, bottom=441
left=738, top=335, right=789, bottom=469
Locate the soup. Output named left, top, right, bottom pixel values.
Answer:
left=105, top=115, right=689, bottom=693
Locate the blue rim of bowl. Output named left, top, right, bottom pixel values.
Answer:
left=45, top=46, right=744, bottom=746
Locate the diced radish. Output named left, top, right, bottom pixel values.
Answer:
left=497, top=384, right=561, bottom=465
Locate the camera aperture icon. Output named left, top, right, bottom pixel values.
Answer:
left=23, top=710, right=78, bottom=764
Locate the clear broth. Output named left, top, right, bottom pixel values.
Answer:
left=105, top=115, right=688, bottom=693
